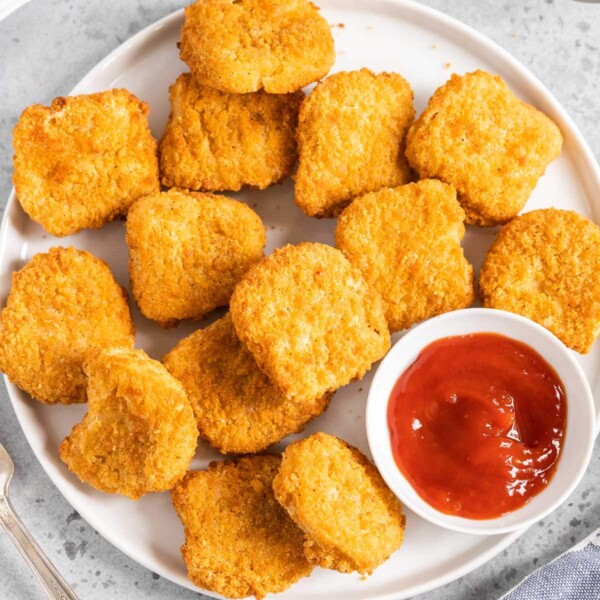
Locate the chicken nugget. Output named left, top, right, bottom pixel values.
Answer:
left=172, top=456, right=312, bottom=599
left=163, top=314, right=330, bottom=454
left=230, top=243, right=390, bottom=403
left=13, top=89, right=159, bottom=237
left=295, top=68, right=415, bottom=218
left=126, top=189, right=265, bottom=327
left=273, top=433, right=405, bottom=574
left=406, top=71, right=563, bottom=226
left=0, top=247, right=135, bottom=404
left=179, top=0, right=334, bottom=94
left=159, top=74, right=303, bottom=192
left=335, top=180, right=474, bottom=332
left=479, top=208, right=600, bottom=353
left=60, top=347, right=198, bottom=499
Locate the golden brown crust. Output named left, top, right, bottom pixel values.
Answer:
left=479, top=208, right=600, bottom=353
left=335, top=180, right=474, bottom=331
left=163, top=314, right=331, bottom=454
left=159, top=73, right=303, bottom=191
left=126, top=189, right=265, bottom=326
left=59, top=347, right=198, bottom=499
left=295, top=68, right=415, bottom=218
left=405, top=70, right=563, bottom=226
left=273, top=433, right=405, bottom=574
left=179, top=0, right=334, bottom=94
left=13, top=89, right=159, bottom=237
left=0, top=247, right=135, bottom=404
left=230, top=243, right=390, bottom=404
left=171, top=456, right=312, bottom=599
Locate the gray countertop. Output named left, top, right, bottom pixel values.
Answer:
left=0, top=1, right=599, bottom=599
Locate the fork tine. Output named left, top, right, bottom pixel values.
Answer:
left=0, top=442, right=14, bottom=496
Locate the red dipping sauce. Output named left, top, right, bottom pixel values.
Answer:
left=387, top=333, right=567, bottom=519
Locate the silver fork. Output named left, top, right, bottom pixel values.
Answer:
left=0, top=442, right=78, bottom=600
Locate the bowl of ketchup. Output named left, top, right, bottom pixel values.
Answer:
left=366, top=308, right=595, bottom=535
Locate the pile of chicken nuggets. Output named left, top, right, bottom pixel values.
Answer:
left=2, top=0, right=600, bottom=598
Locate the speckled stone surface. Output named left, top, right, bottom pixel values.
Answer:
left=0, top=1, right=598, bottom=599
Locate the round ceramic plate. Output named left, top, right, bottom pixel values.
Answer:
left=2, top=2, right=599, bottom=599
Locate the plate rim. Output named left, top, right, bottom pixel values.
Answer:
left=1, top=1, right=599, bottom=599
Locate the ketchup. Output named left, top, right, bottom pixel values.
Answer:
left=387, top=333, right=566, bottom=519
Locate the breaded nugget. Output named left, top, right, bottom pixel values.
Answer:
left=60, top=347, right=198, bottom=499
left=230, top=243, right=390, bottom=403
left=273, top=433, right=405, bottom=574
left=179, top=0, right=334, bottom=94
left=335, top=180, right=474, bottom=332
left=480, top=209, right=600, bottom=353
left=159, top=73, right=303, bottom=191
left=13, top=89, right=159, bottom=237
left=172, top=456, right=311, bottom=599
left=0, top=247, right=135, bottom=404
left=163, top=314, right=330, bottom=454
left=126, top=189, right=265, bottom=327
left=295, top=68, right=415, bottom=218
left=405, top=71, right=563, bottom=226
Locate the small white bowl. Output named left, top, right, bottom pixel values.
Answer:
left=366, top=308, right=596, bottom=535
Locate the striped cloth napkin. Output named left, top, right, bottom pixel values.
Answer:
left=502, top=527, right=600, bottom=600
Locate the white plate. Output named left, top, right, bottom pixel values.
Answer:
left=1, top=1, right=599, bottom=599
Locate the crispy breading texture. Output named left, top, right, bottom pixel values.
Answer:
left=0, top=247, right=135, bottom=404
left=273, top=433, right=405, bottom=574
left=171, top=456, right=312, bottom=599
left=335, top=180, right=474, bottom=331
left=479, top=208, right=600, bottom=353
left=230, top=243, right=390, bottom=403
left=13, top=89, right=159, bottom=237
left=59, top=347, right=198, bottom=500
left=405, top=70, right=563, bottom=227
left=163, top=314, right=330, bottom=454
left=126, top=189, right=265, bottom=327
left=179, top=0, right=334, bottom=94
left=295, top=68, right=415, bottom=218
left=159, top=74, right=303, bottom=191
